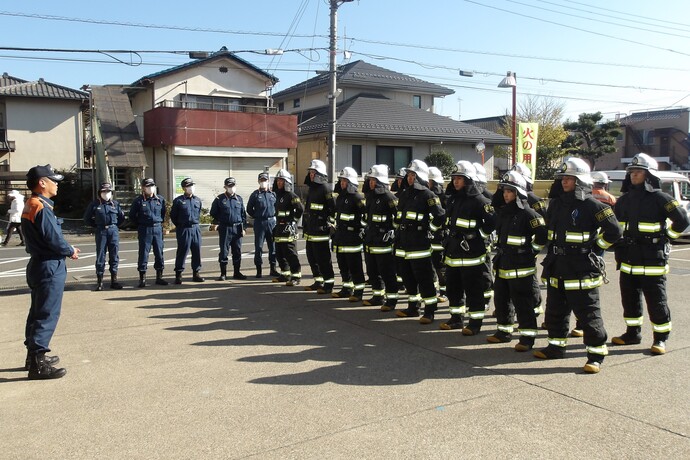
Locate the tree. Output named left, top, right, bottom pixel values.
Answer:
left=562, top=112, right=621, bottom=168
left=496, top=96, right=569, bottom=179
left=424, top=150, right=455, bottom=177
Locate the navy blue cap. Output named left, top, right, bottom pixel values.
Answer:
left=27, top=164, right=64, bottom=182
left=181, top=177, right=194, bottom=187
left=224, top=177, right=236, bottom=186
left=142, top=178, right=155, bottom=187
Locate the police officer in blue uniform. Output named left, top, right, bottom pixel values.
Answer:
left=247, top=171, right=279, bottom=278
left=210, top=177, right=247, bottom=280
left=22, top=164, right=80, bottom=379
left=170, top=177, right=205, bottom=284
left=129, top=178, right=169, bottom=287
left=83, top=182, right=125, bottom=291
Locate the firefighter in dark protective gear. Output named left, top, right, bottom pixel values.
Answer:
left=439, top=161, right=495, bottom=334
left=170, top=177, right=205, bottom=284
left=511, top=162, right=548, bottom=218
left=83, top=182, right=125, bottom=291
left=428, top=167, right=448, bottom=303
left=22, top=164, right=81, bottom=379
left=489, top=171, right=547, bottom=350
left=535, top=157, right=622, bottom=374
left=331, top=167, right=367, bottom=301
left=210, top=177, right=247, bottom=280
left=272, top=169, right=304, bottom=286
left=129, top=178, right=169, bottom=287
left=473, top=161, right=497, bottom=314
left=247, top=171, right=278, bottom=278
left=302, top=159, right=337, bottom=294
left=394, top=160, right=446, bottom=323
left=362, top=164, right=399, bottom=310
left=612, top=153, right=690, bottom=355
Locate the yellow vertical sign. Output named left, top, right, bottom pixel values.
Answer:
left=517, top=122, right=538, bottom=174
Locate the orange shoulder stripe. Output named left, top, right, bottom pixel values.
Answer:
left=21, top=196, right=44, bottom=224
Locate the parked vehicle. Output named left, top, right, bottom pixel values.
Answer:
left=601, top=170, right=690, bottom=237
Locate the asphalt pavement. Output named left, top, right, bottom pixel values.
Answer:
left=1, top=231, right=689, bottom=458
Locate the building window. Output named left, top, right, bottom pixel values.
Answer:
left=278, top=102, right=284, bottom=112
left=376, top=146, right=412, bottom=173
left=293, top=98, right=301, bottom=108
left=412, top=95, right=422, bottom=109
left=352, top=145, right=362, bottom=174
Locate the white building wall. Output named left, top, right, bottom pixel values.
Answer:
left=5, top=98, right=83, bottom=172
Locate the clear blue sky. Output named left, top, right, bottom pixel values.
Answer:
left=2, top=0, right=688, bottom=122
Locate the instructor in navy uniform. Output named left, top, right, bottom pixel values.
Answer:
left=129, top=177, right=169, bottom=287
left=246, top=171, right=278, bottom=278
left=83, top=182, right=125, bottom=291
left=210, top=177, right=247, bottom=280
left=22, top=164, right=80, bottom=380
left=170, top=177, right=205, bottom=284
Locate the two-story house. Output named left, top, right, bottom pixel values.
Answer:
left=0, top=73, right=87, bottom=196
left=124, top=47, right=297, bottom=206
left=272, top=60, right=510, bottom=181
left=597, top=107, right=690, bottom=171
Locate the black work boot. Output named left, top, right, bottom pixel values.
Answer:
left=193, top=271, right=205, bottom=282
left=611, top=326, right=642, bottom=345
left=95, top=274, right=104, bottom=291
left=233, top=266, right=247, bottom=280
left=217, top=263, right=228, bottom=281
left=269, top=263, right=280, bottom=277
left=175, top=272, right=183, bottom=285
left=462, top=319, right=483, bottom=336
left=487, top=330, right=513, bottom=343
left=363, top=295, right=384, bottom=307
left=25, top=352, right=59, bottom=371
left=380, top=299, right=397, bottom=312
left=440, top=314, right=463, bottom=330
left=138, top=271, right=147, bottom=288
left=255, top=266, right=263, bottom=278
left=419, top=305, right=437, bottom=324
left=305, top=281, right=323, bottom=291
left=331, top=287, right=353, bottom=298
left=110, top=274, right=123, bottom=290
left=317, top=283, right=334, bottom=295
left=395, top=301, right=420, bottom=318
left=533, top=344, right=566, bottom=360
left=155, top=270, right=169, bottom=286
left=273, top=273, right=289, bottom=283
left=28, top=352, right=66, bottom=380
left=514, top=337, right=535, bottom=352
left=349, top=289, right=364, bottom=303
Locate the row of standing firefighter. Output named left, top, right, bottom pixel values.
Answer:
left=300, top=152, right=687, bottom=374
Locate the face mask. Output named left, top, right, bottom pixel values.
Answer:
left=259, top=181, right=268, bottom=190
left=145, top=186, right=156, bottom=196
left=225, top=186, right=236, bottom=194
left=101, top=191, right=112, bottom=201
left=185, top=186, right=195, bottom=195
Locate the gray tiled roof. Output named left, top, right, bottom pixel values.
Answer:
left=0, top=72, right=87, bottom=100
left=298, top=94, right=511, bottom=144
left=619, top=108, right=689, bottom=124
left=91, top=85, right=147, bottom=168
left=131, top=47, right=277, bottom=87
left=273, top=60, right=454, bottom=99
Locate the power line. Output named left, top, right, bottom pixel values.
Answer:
left=564, top=0, right=690, bottom=29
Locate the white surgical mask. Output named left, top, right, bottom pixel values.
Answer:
left=144, top=186, right=156, bottom=196
left=100, top=191, right=112, bottom=201
left=225, top=186, right=236, bottom=195
left=259, top=181, right=268, bottom=190
left=185, top=186, right=195, bottom=195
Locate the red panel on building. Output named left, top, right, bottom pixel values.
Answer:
left=143, top=107, right=298, bottom=149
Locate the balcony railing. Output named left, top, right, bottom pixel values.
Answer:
left=155, top=100, right=277, bottom=114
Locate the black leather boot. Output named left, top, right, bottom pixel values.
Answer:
left=269, top=263, right=280, bottom=277
left=28, top=352, right=66, bottom=380
left=110, top=274, right=123, bottom=290
left=138, top=271, right=147, bottom=288
left=155, top=270, right=169, bottom=286
left=255, top=266, right=263, bottom=278
left=233, top=265, right=247, bottom=280
left=193, top=271, right=205, bottom=282
left=95, top=274, right=104, bottom=291
left=217, top=263, right=228, bottom=281
left=25, top=352, right=59, bottom=371
left=175, top=272, right=183, bottom=285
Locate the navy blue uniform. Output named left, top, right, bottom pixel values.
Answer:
left=129, top=194, right=167, bottom=272
left=22, top=194, right=75, bottom=355
left=210, top=192, right=246, bottom=269
left=83, top=198, right=124, bottom=275
left=246, top=188, right=277, bottom=268
left=170, top=193, right=203, bottom=274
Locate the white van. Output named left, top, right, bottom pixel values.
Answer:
left=601, top=170, right=690, bottom=237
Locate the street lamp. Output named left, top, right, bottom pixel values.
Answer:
left=498, top=71, right=517, bottom=165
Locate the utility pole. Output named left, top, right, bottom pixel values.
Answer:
left=327, top=0, right=354, bottom=185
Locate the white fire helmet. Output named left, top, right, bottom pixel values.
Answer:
left=307, top=159, right=327, bottom=176
left=472, top=162, right=488, bottom=184
left=337, top=166, right=359, bottom=186
left=367, top=164, right=389, bottom=183
left=499, top=170, right=528, bottom=198
left=626, top=153, right=659, bottom=177
left=428, top=167, right=444, bottom=185
left=511, top=162, right=534, bottom=184
left=591, top=171, right=611, bottom=184
left=275, top=168, right=293, bottom=185
left=450, top=160, right=477, bottom=181
left=406, top=159, right=430, bottom=183
left=555, top=157, right=593, bottom=186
